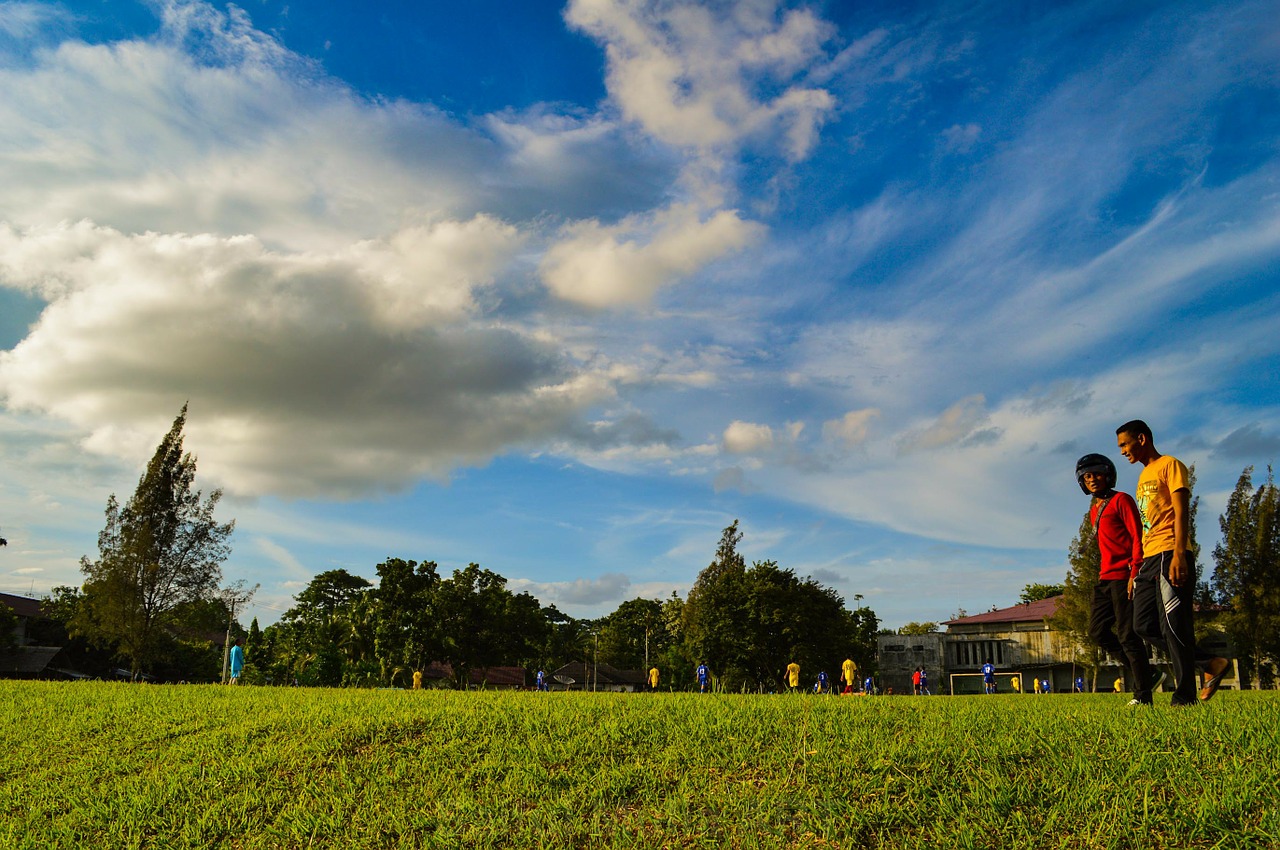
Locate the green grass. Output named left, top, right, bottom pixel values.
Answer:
left=2, top=683, right=1277, bottom=848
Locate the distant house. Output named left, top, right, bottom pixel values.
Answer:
left=879, top=597, right=1112, bottom=695
left=418, top=661, right=527, bottom=690
left=0, top=592, right=73, bottom=680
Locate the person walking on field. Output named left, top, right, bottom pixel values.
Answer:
left=841, top=657, right=858, bottom=695
left=648, top=666, right=660, bottom=692
left=786, top=661, right=801, bottom=692
left=981, top=659, right=997, bottom=694
left=696, top=662, right=710, bottom=693
left=228, top=638, right=244, bottom=685
left=1116, top=420, right=1231, bottom=704
left=911, top=666, right=922, bottom=696
left=1076, top=453, right=1161, bottom=706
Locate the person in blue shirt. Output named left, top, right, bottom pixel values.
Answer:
left=816, top=671, right=829, bottom=694
left=696, top=663, right=710, bottom=693
left=863, top=675, right=874, bottom=695
left=918, top=667, right=930, bottom=695
left=535, top=669, right=548, bottom=691
left=1042, top=679, right=1052, bottom=694
left=981, top=659, right=996, bottom=695
left=1075, top=676, right=1085, bottom=693
left=228, top=638, right=244, bottom=685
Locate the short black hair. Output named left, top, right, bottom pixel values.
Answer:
left=1116, top=419, right=1153, bottom=440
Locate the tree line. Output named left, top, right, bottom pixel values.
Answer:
left=35, top=408, right=879, bottom=687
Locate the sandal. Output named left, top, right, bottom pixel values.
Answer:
left=1199, top=659, right=1228, bottom=702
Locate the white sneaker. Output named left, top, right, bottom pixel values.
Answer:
left=1127, top=698, right=1152, bottom=707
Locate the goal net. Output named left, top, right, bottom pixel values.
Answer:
left=948, top=672, right=1024, bottom=695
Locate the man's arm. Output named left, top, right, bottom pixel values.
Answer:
left=1170, top=488, right=1191, bottom=586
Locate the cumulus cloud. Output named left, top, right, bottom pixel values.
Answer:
left=0, top=221, right=612, bottom=497
left=565, top=0, right=836, bottom=160
left=723, top=420, right=775, bottom=454
left=0, top=2, right=671, bottom=250
left=540, top=203, right=765, bottom=307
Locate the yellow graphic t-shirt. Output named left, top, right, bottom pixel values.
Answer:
left=1135, top=454, right=1190, bottom=556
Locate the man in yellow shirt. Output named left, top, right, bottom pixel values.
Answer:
left=1118, top=419, right=1230, bottom=705
left=648, top=666, right=659, bottom=692
left=1113, top=676, right=1123, bottom=694
left=786, top=661, right=801, bottom=692
left=841, top=658, right=858, bottom=694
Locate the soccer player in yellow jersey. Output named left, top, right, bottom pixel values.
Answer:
left=1117, top=419, right=1230, bottom=705
left=648, top=666, right=659, bottom=692
left=786, top=661, right=801, bottom=692
left=841, top=658, right=858, bottom=694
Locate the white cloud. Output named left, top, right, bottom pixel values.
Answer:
left=565, top=0, right=836, bottom=160
left=0, top=221, right=613, bottom=497
left=723, top=420, right=775, bottom=454
left=823, top=408, right=880, bottom=447
left=540, top=203, right=765, bottom=307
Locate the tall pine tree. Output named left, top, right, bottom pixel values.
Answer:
left=76, top=406, right=235, bottom=678
left=1212, top=466, right=1280, bottom=687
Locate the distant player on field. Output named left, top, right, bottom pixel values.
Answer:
left=981, top=659, right=996, bottom=695
left=696, top=663, right=710, bottom=694
left=648, top=666, right=660, bottom=692
left=918, top=667, right=930, bottom=695
left=786, top=661, right=801, bottom=692
left=841, top=658, right=858, bottom=695
left=228, top=638, right=244, bottom=685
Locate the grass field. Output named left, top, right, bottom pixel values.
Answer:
left=2, top=682, right=1277, bottom=849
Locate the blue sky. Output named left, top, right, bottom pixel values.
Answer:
left=1, top=0, right=1277, bottom=630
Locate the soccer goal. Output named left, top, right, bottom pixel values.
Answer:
left=948, top=672, right=1024, bottom=695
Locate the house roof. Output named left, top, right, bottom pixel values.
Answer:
left=0, top=592, right=46, bottom=620
left=0, top=645, right=63, bottom=675
left=420, top=662, right=526, bottom=687
left=945, top=595, right=1062, bottom=626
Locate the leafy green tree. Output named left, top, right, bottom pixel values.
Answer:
left=275, top=568, right=373, bottom=686
left=1020, top=583, right=1065, bottom=604
left=898, top=622, right=939, bottom=635
left=1212, top=466, right=1280, bottom=688
left=75, top=407, right=234, bottom=679
left=434, top=563, right=527, bottom=687
left=371, top=558, right=440, bottom=685
left=681, top=521, right=751, bottom=686
left=597, top=598, right=668, bottom=669
left=1049, top=514, right=1101, bottom=685
left=680, top=521, right=880, bottom=691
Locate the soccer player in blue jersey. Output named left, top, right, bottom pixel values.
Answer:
left=816, top=671, right=829, bottom=694
left=918, top=667, right=930, bottom=695
left=1075, top=676, right=1085, bottom=693
left=981, top=659, right=996, bottom=694
left=863, top=675, right=874, bottom=695
left=535, top=669, right=548, bottom=692
left=696, top=663, right=710, bottom=693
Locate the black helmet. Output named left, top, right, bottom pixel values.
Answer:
left=1075, top=453, right=1116, bottom=495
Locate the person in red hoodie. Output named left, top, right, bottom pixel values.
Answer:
left=1076, top=454, right=1161, bottom=705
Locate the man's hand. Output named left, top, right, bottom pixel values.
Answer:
left=1127, top=574, right=1135, bottom=599
left=1169, top=551, right=1188, bottom=587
